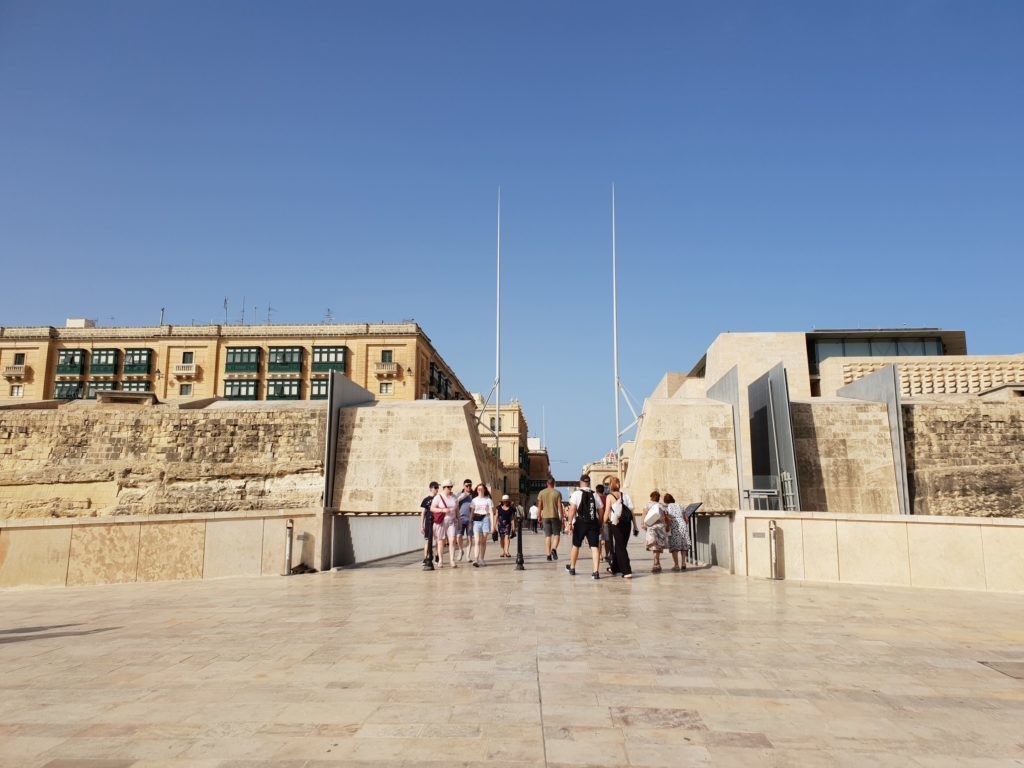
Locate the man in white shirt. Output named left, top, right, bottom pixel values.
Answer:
left=528, top=503, right=539, bottom=533
left=565, top=474, right=604, bottom=580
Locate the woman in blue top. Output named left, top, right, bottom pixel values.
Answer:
left=496, top=495, right=516, bottom=557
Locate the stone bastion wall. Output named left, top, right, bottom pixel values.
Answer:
left=904, top=401, right=1024, bottom=518
left=0, top=403, right=327, bottom=519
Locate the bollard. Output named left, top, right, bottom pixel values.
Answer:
left=283, top=519, right=294, bottom=576
left=768, top=519, right=779, bottom=580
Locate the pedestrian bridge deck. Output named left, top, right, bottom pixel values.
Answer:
left=1, top=532, right=1022, bottom=767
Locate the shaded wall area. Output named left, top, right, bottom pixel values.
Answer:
left=905, top=402, right=1024, bottom=517
left=791, top=400, right=900, bottom=515
left=0, top=404, right=327, bottom=519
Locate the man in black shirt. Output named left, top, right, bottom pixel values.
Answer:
left=421, top=481, right=439, bottom=565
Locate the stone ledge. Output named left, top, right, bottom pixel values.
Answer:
left=0, top=507, right=320, bottom=529
left=737, top=510, right=1024, bottom=527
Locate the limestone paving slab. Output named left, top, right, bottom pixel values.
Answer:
left=0, top=533, right=1023, bottom=767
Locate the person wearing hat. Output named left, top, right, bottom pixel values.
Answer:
left=430, top=480, right=460, bottom=568
left=496, top=494, right=516, bottom=558
left=420, top=481, right=440, bottom=565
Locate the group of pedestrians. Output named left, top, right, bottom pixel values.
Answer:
left=420, top=479, right=520, bottom=568
left=419, top=473, right=691, bottom=577
left=640, top=490, right=693, bottom=573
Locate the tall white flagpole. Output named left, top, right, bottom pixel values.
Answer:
left=612, top=184, right=622, bottom=472
left=495, top=188, right=501, bottom=488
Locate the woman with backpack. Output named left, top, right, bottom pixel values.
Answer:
left=604, top=477, right=638, bottom=579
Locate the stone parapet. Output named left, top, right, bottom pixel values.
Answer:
left=0, top=508, right=321, bottom=589
left=735, top=510, right=1024, bottom=593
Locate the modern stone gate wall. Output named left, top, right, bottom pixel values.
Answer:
left=904, top=402, right=1024, bottom=518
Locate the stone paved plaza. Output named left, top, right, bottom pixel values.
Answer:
left=1, top=532, right=1023, bottom=768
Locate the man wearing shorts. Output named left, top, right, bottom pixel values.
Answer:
left=456, top=479, right=474, bottom=561
left=565, top=473, right=604, bottom=580
left=537, top=477, right=563, bottom=561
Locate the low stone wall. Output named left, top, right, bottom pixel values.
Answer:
left=735, top=510, right=1024, bottom=593
left=0, top=509, right=320, bottom=589
left=904, top=402, right=1024, bottom=517
left=0, top=404, right=327, bottom=519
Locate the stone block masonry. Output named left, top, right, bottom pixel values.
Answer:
left=791, top=400, right=901, bottom=515
left=0, top=404, right=327, bottom=519
left=904, top=402, right=1024, bottom=517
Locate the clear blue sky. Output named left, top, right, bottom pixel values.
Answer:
left=2, top=1, right=1022, bottom=472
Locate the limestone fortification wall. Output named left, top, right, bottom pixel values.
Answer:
left=791, top=400, right=900, bottom=515
left=625, top=398, right=739, bottom=511
left=904, top=402, right=1024, bottom=517
left=332, top=400, right=499, bottom=512
left=0, top=404, right=326, bottom=519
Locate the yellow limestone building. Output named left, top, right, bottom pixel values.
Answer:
left=0, top=319, right=467, bottom=404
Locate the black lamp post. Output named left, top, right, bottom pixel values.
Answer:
left=422, top=510, right=434, bottom=571
left=515, top=503, right=525, bottom=570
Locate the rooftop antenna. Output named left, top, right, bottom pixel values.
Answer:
left=266, top=302, right=274, bottom=324
left=324, top=308, right=334, bottom=324
left=241, top=296, right=246, bottom=325
left=612, top=184, right=641, bottom=473
left=542, top=405, right=546, bottom=450
left=223, top=298, right=229, bottom=325
left=159, top=307, right=166, bottom=325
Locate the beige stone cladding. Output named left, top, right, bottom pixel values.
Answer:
left=737, top=510, right=1024, bottom=593
left=0, top=401, right=327, bottom=520
left=819, top=354, right=1024, bottom=398
left=332, top=400, right=501, bottom=513
left=903, top=401, right=1024, bottom=517
left=624, top=398, right=739, bottom=512
left=702, top=332, right=813, bottom=400
left=791, top=399, right=900, bottom=515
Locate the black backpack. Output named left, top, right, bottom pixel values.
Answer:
left=577, top=489, right=600, bottom=524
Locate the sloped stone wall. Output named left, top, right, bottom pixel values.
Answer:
left=624, top=398, right=739, bottom=511
left=904, top=402, right=1024, bottom=517
left=332, top=400, right=499, bottom=513
left=0, top=405, right=326, bottom=519
left=791, top=400, right=900, bottom=515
